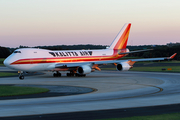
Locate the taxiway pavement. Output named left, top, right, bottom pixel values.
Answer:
left=0, top=67, right=180, bottom=117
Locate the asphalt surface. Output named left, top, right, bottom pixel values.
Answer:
left=1, top=66, right=180, bottom=119
left=2, top=104, right=180, bottom=120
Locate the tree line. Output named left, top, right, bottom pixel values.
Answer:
left=0, top=46, right=11, bottom=58
left=127, top=45, right=180, bottom=60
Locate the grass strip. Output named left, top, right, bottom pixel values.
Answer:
left=99, top=112, right=180, bottom=120
left=0, top=72, right=18, bottom=77
left=0, top=86, right=49, bottom=97
left=101, top=66, right=180, bottom=73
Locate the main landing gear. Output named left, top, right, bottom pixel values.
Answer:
left=66, top=73, right=74, bottom=77
left=67, top=71, right=86, bottom=77
left=53, top=71, right=86, bottom=77
left=18, top=71, right=24, bottom=80
left=53, top=71, right=61, bottom=77
left=74, top=73, right=86, bottom=77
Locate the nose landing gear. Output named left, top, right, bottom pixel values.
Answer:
left=18, top=71, right=24, bottom=80
left=19, top=75, right=24, bottom=80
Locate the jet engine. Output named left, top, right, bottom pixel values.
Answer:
left=116, top=62, right=131, bottom=71
left=77, top=65, right=91, bottom=74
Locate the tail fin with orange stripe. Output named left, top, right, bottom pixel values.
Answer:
left=109, top=23, right=131, bottom=50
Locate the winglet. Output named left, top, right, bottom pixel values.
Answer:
left=169, top=53, right=177, bottom=59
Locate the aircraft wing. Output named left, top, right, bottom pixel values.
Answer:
left=55, top=53, right=177, bottom=70
left=129, top=53, right=177, bottom=62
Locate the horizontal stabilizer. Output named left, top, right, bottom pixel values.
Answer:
left=119, top=49, right=153, bottom=55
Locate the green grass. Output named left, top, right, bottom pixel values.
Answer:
left=0, top=72, right=18, bottom=77
left=101, top=66, right=180, bottom=72
left=0, top=86, right=49, bottom=97
left=99, top=113, right=180, bottom=120
left=130, top=66, right=180, bottom=72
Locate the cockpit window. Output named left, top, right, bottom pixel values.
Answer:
left=14, top=51, right=21, bottom=53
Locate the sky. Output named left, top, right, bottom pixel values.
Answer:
left=0, top=0, right=180, bottom=48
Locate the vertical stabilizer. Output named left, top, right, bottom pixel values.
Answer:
left=109, top=23, right=131, bottom=50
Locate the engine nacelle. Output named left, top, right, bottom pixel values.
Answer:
left=116, top=62, right=131, bottom=71
left=77, top=65, right=91, bottom=74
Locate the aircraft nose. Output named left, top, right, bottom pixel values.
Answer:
left=3, top=58, right=11, bottom=67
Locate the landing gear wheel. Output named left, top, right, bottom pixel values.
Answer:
left=70, top=73, right=74, bottom=77
left=75, top=73, right=79, bottom=77
left=66, top=73, right=69, bottom=76
left=80, top=74, right=86, bottom=77
left=67, top=72, right=74, bottom=77
left=75, top=73, right=86, bottom=77
left=53, top=72, right=61, bottom=77
left=18, top=71, right=24, bottom=80
left=19, top=75, right=24, bottom=80
left=53, top=73, right=57, bottom=77
left=58, top=73, right=61, bottom=77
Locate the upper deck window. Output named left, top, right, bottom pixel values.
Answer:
left=14, top=51, right=21, bottom=53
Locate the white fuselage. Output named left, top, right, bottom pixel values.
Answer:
left=4, top=48, right=123, bottom=72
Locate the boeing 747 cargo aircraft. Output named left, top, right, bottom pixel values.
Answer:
left=4, top=23, right=176, bottom=79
